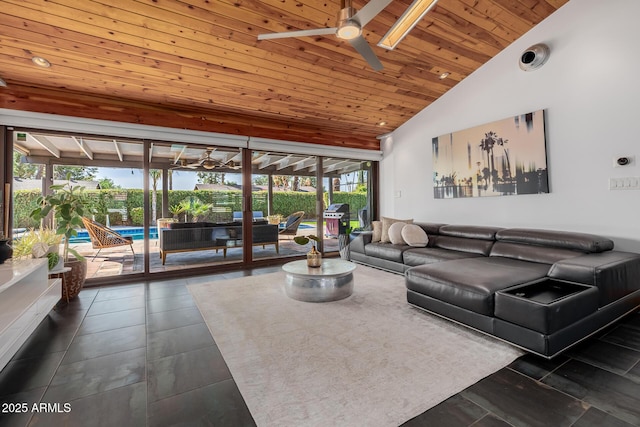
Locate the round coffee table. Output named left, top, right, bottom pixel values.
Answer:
left=282, top=259, right=356, bottom=302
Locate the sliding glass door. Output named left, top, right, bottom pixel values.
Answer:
left=149, top=142, right=244, bottom=272
left=5, top=126, right=377, bottom=283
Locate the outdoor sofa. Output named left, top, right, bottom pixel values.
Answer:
left=159, top=220, right=278, bottom=264
left=349, top=222, right=640, bottom=358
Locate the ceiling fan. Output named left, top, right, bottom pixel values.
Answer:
left=257, top=0, right=392, bottom=71
left=172, top=149, right=240, bottom=171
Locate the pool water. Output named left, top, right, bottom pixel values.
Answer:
left=69, top=226, right=158, bottom=243
left=69, top=222, right=314, bottom=244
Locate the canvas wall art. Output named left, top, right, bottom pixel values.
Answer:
left=432, top=110, right=548, bottom=199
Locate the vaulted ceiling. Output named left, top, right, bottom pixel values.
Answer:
left=0, top=0, right=568, bottom=151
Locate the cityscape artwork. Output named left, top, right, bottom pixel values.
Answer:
left=432, top=110, right=548, bottom=199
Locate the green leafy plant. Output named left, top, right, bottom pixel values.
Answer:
left=30, top=179, right=87, bottom=262
left=11, top=227, right=62, bottom=258
left=188, top=199, right=212, bottom=222
left=169, top=203, right=186, bottom=219
left=47, top=252, right=60, bottom=270
left=293, top=234, right=320, bottom=249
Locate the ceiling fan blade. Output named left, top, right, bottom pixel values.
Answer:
left=348, top=36, right=383, bottom=71
left=352, top=0, right=393, bottom=27
left=258, top=27, right=337, bottom=40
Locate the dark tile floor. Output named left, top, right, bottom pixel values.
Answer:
left=1, top=267, right=639, bottom=427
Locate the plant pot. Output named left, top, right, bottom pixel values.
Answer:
left=0, top=239, right=12, bottom=264
left=62, top=258, right=87, bottom=300
left=307, top=246, right=322, bottom=268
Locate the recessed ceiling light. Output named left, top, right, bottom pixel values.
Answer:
left=32, top=56, right=51, bottom=68
left=439, top=72, right=450, bottom=79
left=378, top=121, right=387, bottom=126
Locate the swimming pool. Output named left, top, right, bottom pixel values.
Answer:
left=69, top=223, right=313, bottom=243
left=69, top=226, right=158, bottom=243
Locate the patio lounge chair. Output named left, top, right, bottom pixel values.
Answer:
left=81, top=217, right=135, bottom=260
left=279, top=211, right=304, bottom=238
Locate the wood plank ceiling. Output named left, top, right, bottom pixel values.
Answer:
left=0, top=0, right=568, bottom=151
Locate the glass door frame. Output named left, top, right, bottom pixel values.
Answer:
left=1, top=126, right=378, bottom=286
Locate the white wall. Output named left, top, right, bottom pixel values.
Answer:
left=381, top=0, right=640, bottom=252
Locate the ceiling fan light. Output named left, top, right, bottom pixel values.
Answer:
left=378, top=0, right=439, bottom=50
left=202, top=160, right=216, bottom=170
left=336, top=6, right=361, bottom=40
left=337, top=20, right=361, bottom=40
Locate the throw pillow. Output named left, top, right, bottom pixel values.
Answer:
left=371, top=221, right=382, bottom=242
left=401, top=224, right=429, bottom=247
left=388, top=222, right=407, bottom=245
left=381, top=216, right=413, bottom=243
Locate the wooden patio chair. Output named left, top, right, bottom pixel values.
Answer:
left=81, top=217, right=135, bottom=260
left=279, top=211, right=305, bottom=239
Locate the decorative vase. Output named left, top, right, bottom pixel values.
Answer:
left=0, top=239, right=12, bottom=264
left=62, top=258, right=87, bottom=300
left=307, top=246, right=322, bottom=268
left=338, top=233, right=350, bottom=260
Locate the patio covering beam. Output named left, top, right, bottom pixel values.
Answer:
left=28, top=134, right=59, bottom=158
left=113, top=140, right=123, bottom=162
left=72, top=136, right=94, bottom=160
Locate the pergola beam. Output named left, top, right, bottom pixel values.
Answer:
left=71, top=136, right=94, bottom=160
left=28, top=134, right=60, bottom=158
left=113, top=140, right=123, bottom=162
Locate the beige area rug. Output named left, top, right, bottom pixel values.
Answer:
left=187, top=264, right=523, bottom=427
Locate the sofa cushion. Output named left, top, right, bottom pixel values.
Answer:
left=364, top=242, right=411, bottom=263
left=169, top=222, right=207, bottom=229
left=371, top=221, right=382, bottom=242
left=388, top=222, right=407, bottom=245
left=381, top=217, right=413, bottom=243
left=401, top=224, right=429, bottom=247
left=548, top=251, right=640, bottom=306
left=432, top=235, right=495, bottom=256
left=405, top=257, right=551, bottom=316
left=495, top=228, right=614, bottom=253
left=490, top=241, right=584, bottom=264
left=438, top=225, right=503, bottom=240
left=413, top=222, right=447, bottom=235
left=403, top=247, right=482, bottom=267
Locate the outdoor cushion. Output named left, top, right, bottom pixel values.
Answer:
left=285, top=214, right=301, bottom=228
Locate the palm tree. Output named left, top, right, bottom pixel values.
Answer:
left=189, top=199, right=211, bottom=222
left=149, top=169, right=161, bottom=222
left=478, top=131, right=508, bottom=187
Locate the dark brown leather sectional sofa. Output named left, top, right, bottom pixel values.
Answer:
left=349, top=223, right=640, bottom=358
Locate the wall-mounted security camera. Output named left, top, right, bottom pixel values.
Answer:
left=519, top=44, right=550, bottom=71
left=613, top=155, right=635, bottom=167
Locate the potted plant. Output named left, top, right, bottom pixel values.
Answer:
left=338, top=224, right=353, bottom=261
left=169, top=203, right=186, bottom=221
left=293, top=234, right=322, bottom=267
left=11, top=227, right=62, bottom=262
left=0, top=231, right=11, bottom=265
left=30, top=179, right=88, bottom=300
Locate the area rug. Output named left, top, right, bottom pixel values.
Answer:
left=187, top=264, right=523, bottom=427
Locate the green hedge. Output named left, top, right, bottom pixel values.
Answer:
left=12, top=189, right=367, bottom=228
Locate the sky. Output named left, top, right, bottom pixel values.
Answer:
left=97, top=167, right=241, bottom=190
